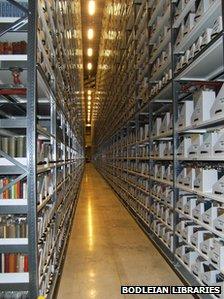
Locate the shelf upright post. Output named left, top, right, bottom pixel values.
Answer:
left=51, top=97, right=57, bottom=205
left=135, top=111, right=139, bottom=191
left=171, top=0, right=180, bottom=265
left=222, top=0, right=224, bottom=68
left=27, top=0, right=38, bottom=297
left=148, top=100, right=153, bottom=232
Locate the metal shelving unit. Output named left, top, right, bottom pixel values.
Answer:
left=93, top=0, right=224, bottom=297
left=0, top=0, right=84, bottom=298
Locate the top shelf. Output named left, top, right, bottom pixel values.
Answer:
left=174, top=0, right=222, bottom=53
left=149, top=1, right=164, bottom=26
left=173, top=0, right=195, bottom=29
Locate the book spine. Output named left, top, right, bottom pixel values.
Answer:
left=3, top=177, right=9, bottom=199
left=1, top=253, right=4, bottom=273
left=9, top=254, right=17, bottom=272
left=4, top=253, right=9, bottom=272
left=24, top=255, right=28, bottom=272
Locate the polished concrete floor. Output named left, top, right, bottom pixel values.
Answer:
left=57, top=164, right=192, bottom=299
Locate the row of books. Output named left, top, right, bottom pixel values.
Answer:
left=0, top=137, right=26, bottom=158
left=0, top=177, right=27, bottom=199
left=37, top=172, right=54, bottom=205
left=0, top=41, right=27, bottom=55
left=0, top=216, right=27, bottom=238
left=0, top=253, right=28, bottom=273
left=0, top=2, right=28, bottom=18
left=0, top=291, right=28, bottom=299
left=0, top=137, right=66, bottom=165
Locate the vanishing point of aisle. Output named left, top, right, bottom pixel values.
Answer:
left=57, top=164, right=192, bottom=299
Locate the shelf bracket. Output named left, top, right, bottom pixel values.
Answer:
left=0, top=150, right=28, bottom=173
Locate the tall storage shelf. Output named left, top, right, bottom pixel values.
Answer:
left=93, top=0, right=224, bottom=297
left=0, top=0, right=84, bottom=298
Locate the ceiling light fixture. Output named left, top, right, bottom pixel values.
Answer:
left=87, top=90, right=91, bottom=95
left=87, top=62, right=93, bottom=70
left=87, top=28, right=94, bottom=40
left=88, top=0, right=95, bottom=15
left=87, top=48, right=93, bottom=57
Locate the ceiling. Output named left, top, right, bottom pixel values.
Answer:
left=81, top=0, right=105, bottom=88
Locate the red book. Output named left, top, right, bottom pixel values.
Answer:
left=16, top=180, right=21, bottom=199
left=4, top=253, right=9, bottom=272
left=24, top=256, right=28, bottom=272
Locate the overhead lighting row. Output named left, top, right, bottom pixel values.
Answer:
left=86, top=0, right=95, bottom=71
left=86, top=1, right=95, bottom=125
left=87, top=90, right=92, bottom=123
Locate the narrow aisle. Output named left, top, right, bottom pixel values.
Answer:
left=57, top=164, right=192, bottom=299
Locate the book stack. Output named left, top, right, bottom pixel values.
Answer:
left=0, top=41, right=27, bottom=54
left=0, top=177, right=27, bottom=199
left=0, top=291, right=28, bottom=298
left=0, top=216, right=27, bottom=238
left=0, top=253, right=28, bottom=273
left=0, top=136, right=26, bottom=157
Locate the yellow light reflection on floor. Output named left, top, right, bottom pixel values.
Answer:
left=89, top=288, right=97, bottom=298
left=88, top=198, right=94, bottom=251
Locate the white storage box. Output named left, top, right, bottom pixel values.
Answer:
left=190, top=228, right=208, bottom=248
left=195, top=0, right=210, bottom=22
left=212, top=16, right=223, bottom=38
left=210, top=84, right=224, bottom=120
left=210, top=238, right=224, bottom=271
left=213, top=175, right=224, bottom=196
left=202, top=206, right=219, bottom=227
left=193, top=168, right=218, bottom=192
left=160, top=112, right=171, bottom=134
left=195, top=35, right=204, bottom=55
left=182, top=250, right=199, bottom=268
left=164, top=141, right=173, bottom=158
left=178, top=101, right=194, bottom=129
left=182, top=224, right=200, bottom=243
left=200, top=232, right=215, bottom=255
left=192, top=198, right=212, bottom=221
left=184, top=13, right=195, bottom=35
left=177, top=136, right=191, bottom=158
left=199, top=132, right=220, bottom=158
left=152, top=117, right=162, bottom=137
left=201, top=28, right=213, bottom=47
left=175, top=23, right=185, bottom=47
left=183, top=196, right=197, bottom=216
left=191, top=89, right=216, bottom=124
left=183, top=167, right=196, bottom=189
left=176, top=244, right=189, bottom=259
left=177, top=167, right=187, bottom=185
left=213, top=131, right=224, bottom=158
left=188, top=134, right=203, bottom=158
left=213, top=208, right=224, bottom=233
left=191, top=256, right=209, bottom=280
